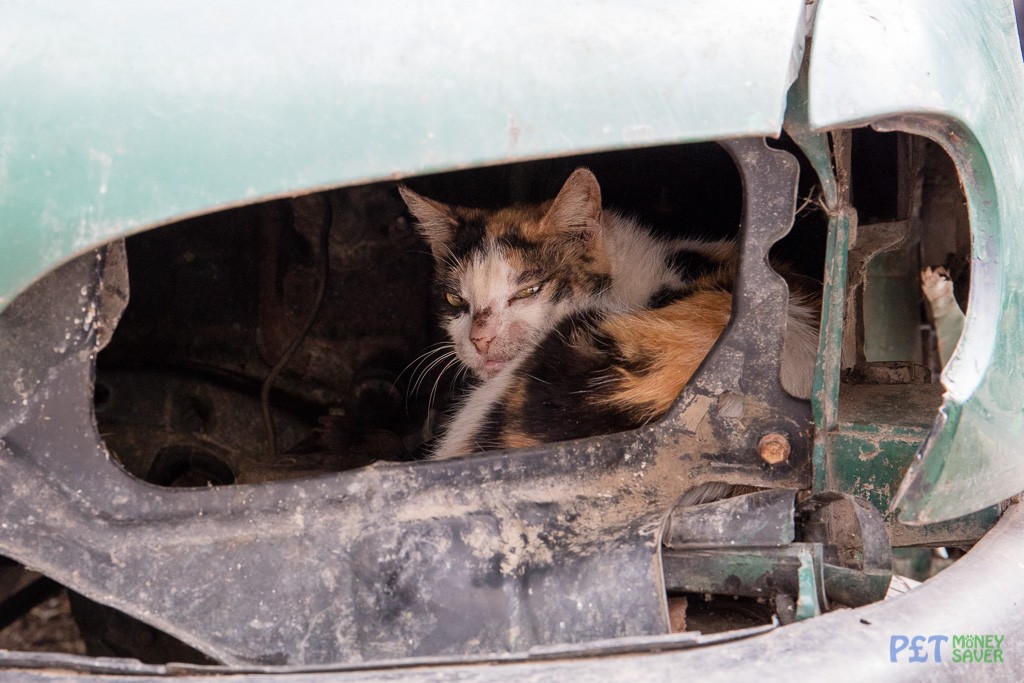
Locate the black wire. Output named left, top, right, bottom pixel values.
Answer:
left=260, top=194, right=333, bottom=461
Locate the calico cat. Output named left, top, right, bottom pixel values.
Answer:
left=401, top=169, right=820, bottom=459
left=400, top=169, right=734, bottom=382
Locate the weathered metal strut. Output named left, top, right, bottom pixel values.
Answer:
left=0, top=139, right=810, bottom=665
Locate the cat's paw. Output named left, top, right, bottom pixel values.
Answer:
left=921, top=266, right=957, bottom=317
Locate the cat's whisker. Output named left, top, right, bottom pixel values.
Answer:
left=423, top=356, right=456, bottom=403
left=585, top=371, right=623, bottom=391
left=449, top=362, right=471, bottom=393
left=399, top=345, right=456, bottom=409
left=428, top=356, right=463, bottom=415
left=412, top=349, right=458, bottom=397
left=397, top=343, right=454, bottom=384
left=409, top=355, right=447, bottom=399
left=417, top=352, right=458, bottom=395
left=429, top=356, right=461, bottom=400
left=405, top=342, right=454, bottom=368
left=553, top=326, right=572, bottom=346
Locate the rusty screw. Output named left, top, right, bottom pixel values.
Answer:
left=758, top=433, right=791, bottom=465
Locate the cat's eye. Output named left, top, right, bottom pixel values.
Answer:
left=445, top=292, right=466, bottom=307
left=512, top=285, right=541, bottom=301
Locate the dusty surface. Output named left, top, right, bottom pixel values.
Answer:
left=0, top=591, right=87, bottom=656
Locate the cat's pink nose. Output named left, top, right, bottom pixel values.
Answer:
left=472, top=335, right=494, bottom=355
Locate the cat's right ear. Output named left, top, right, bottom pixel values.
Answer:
left=399, top=186, right=457, bottom=260
left=539, top=168, right=603, bottom=241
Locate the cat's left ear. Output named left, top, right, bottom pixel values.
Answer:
left=399, top=186, right=457, bottom=260
left=539, top=168, right=603, bottom=242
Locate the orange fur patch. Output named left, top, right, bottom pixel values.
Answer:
left=485, top=204, right=547, bottom=240
left=598, top=290, right=733, bottom=420
left=501, top=432, right=542, bottom=450
left=504, top=379, right=528, bottom=415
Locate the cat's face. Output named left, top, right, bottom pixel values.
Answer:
left=401, top=169, right=611, bottom=380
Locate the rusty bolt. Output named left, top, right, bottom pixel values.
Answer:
left=758, top=433, right=791, bottom=465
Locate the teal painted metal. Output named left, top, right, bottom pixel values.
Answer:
left=782, top=51, right=838, bottom=208
left=828, top=430, right=999, bottom=547
left=0, top=1, right=809, bottom=309
left=661, top=544, right=824, bottom=620
left=862, top=250, right=922, bottom=364
left=794, top=547, right=822, bottom=621
left=808, top=0, right=1024, bottom=523
left=783, top=58, right=859, bottom=498
left=783, top=63, right=851, bottom=496
left=809, top=212, right=852, bottom=495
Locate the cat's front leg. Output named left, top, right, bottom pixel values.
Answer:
left=921, top=266, right=965, bottom=367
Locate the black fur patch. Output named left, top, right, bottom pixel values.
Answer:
left=551, top=279, right=573, bottom=302
left=667, top=249, right=717, bottom=281
left=589, top=323, right=652, bottom=376
left=586, top=273, right=612, bottom=296
left=516, top=269, right=544, bottom=286
left=470, top=312, right=640, bottom=448
left=473, top=400, right=509, bottom=453
left=497, top=231, right=539, bottom=253
left=648, top=286, right=686, bottom=309
left=448, top=216, right=488, bottom=262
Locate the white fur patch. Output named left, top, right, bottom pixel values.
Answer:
left=920, top=266, right=965, bottom=368
left=780, top=296, right=820, bottom=399
left=432, top=354, right=527, bottom=458
left=451, top=246, right=571, bottom=379
left=599, top=213, right=732, bottom=311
